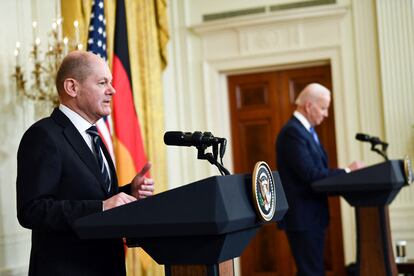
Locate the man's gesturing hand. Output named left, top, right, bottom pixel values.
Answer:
left=131, top=162, right=155, bottom=199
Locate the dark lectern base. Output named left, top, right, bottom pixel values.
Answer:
left=312, top=161, right=408, bottom=276
left=165, top=260, right=234, bottom=276
left=356, top=206, right=398, bottom=276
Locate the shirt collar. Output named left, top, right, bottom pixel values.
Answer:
left=59, top=104, right=93, bottom=133
left=293, top=110, right=312, bottom=132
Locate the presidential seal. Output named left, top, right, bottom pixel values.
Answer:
left=252, top=161, right=276, bottom=221
left=404, top=155, right=413, bottom=185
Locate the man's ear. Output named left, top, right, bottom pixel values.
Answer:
left=304, top=101, right=312, bottom=113
left=63, top=78, right=78, bottom=98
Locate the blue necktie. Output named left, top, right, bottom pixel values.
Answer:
left=86, top=126, right=111, bottom=192
left=310, top=127, right=320, bottom=145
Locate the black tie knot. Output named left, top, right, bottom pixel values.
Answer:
left=86, top=126, right=99, bottom=138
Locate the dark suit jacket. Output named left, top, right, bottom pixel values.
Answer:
left=276, top=116, right=344, bottom=231
left=17, top=108, right=130, bottom=276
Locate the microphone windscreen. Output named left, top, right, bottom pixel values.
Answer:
left=355, top=133, right=370, bottom=141
left=164, top=131, right=185, bottom=146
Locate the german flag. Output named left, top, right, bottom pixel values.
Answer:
left=112, top=0, right=148, bottom=185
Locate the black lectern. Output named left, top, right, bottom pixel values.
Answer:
left=312, top=160, right=408, bottom=276
left=74, top=172, right=288, bottom=276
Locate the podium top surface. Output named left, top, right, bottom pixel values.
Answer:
left=74, top=172, right=288, bottom=239
left=312, top=160, right=407, bottom=193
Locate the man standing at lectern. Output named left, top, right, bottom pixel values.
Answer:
left=16, top=51, right=154, bottom=275
left=276, top=83, right=363, bottom=276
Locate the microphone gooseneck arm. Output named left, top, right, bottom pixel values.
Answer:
left=371, top=143, right=388, bottom=161
left=164, top=131, right=231, bottom=175
left=355, top=133, right=389, bottom=161
left=196, top=139, right=230, bottom=176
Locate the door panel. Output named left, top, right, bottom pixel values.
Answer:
left=228, top=65, right=345, bottom=276
left=238, top=120, right=274, bottom=170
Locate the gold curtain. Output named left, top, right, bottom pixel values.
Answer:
left=62, top=0, right=168, bottom=275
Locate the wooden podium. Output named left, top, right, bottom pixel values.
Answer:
left=312, top=160, right=409, bottom=276
left=74, top=173, right=288, bottom=276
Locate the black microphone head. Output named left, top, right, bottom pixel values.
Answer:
left=164, top=131, right=192, bottom=146
left=355, top=133, right=370, bottom=141
left=164, top=131, right=223, bottom=147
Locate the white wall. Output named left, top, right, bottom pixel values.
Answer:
left=0, top=0, right=57, bottom=274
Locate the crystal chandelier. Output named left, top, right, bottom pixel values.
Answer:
left=12, top=18, right=83, bottom=106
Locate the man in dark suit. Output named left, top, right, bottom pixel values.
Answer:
left=16, top=51, right=154, bottom=276
left=276, top=83, right=363, bottom=276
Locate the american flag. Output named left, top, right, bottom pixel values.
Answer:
left=87, top=0, right=107, bottom=60
left=87, top=0, right=115, bottom=162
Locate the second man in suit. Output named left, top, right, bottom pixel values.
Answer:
left=276, top=83, right=363, bottom=276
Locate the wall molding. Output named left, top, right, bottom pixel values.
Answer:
left=192, top=4, right=348, bottom=34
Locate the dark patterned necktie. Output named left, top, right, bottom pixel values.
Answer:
left=310, top=127, right=320, bottom=145
left=86, top=126, right=111, bottom=192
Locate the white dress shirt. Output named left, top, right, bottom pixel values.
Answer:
left=293, top=110, right=312, bottom=132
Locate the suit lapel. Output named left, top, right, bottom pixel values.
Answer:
left=319, top=143, right=328, bottom=166
left=51, top=108, right=111, bottom=195
left=308, top=128, right=328, bottom=166
left=309, top=132, right=328, bottom=166
left=309, top=132, right=328, bottom=165
left=309, top=132, right=326, bottom=159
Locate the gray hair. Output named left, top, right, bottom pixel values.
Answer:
left=295, top=83, right=331, bottom=106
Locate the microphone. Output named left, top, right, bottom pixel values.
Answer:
left=164, top=131, right=230, bottom=175
left=355, top=132, right=389, bottom=161
left=164, top=131, right=224, bottom=147
left=355, top=133, right=387, bottom=146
